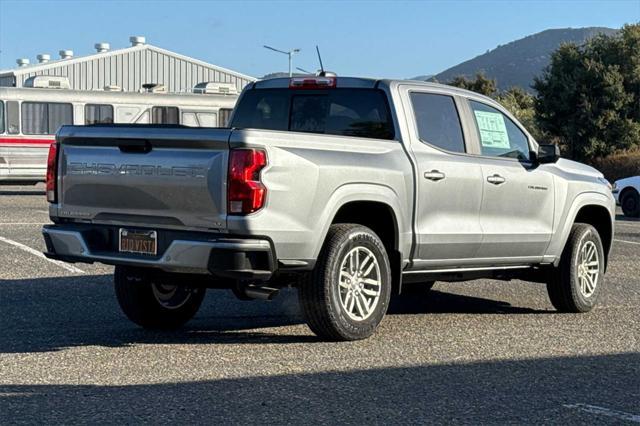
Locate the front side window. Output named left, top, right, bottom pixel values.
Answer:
left=469, top=100, right=530, bottom=161
left=85, top=104, right=114, bottom=124
left=21, top=102, right=73, bottom=135
left=231, top=88, right=394, bottom=140
left=410, top=93, right=466, bottom=153
left=151, top=106, right=179, bottom=124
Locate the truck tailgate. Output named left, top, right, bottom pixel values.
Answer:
left=55, top=126, right=231, bottom=230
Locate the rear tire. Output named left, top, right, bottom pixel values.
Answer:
left=546, top=223, right=604, bottom=313
left=620, top=188, right=640, bottom=218
left=114, top=266, right=206, bottom=329
left=298, top=224, right=392, bottom=341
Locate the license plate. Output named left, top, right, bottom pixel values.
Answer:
left=119, top=229, right=157, bottom=256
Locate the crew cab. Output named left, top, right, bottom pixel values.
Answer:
left=42, top=75, right=616, bottom=341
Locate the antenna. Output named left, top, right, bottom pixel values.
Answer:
left=316, top=45, right=325, bottom=75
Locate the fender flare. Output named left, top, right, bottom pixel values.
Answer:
left=310, top=183, right=410, bottom=261
left=548, top=191, right=615, bottom=266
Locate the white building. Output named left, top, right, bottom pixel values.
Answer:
left=0, top=36, right=255, bottom=93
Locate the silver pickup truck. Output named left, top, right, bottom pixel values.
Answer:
left=42, top=75, right=616, bottom=341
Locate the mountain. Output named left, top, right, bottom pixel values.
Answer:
left=431, top=27, right=618, bottom=92
left=261, top=72, right=307, bottom=79
left=410, top=74, right=434, bottom=81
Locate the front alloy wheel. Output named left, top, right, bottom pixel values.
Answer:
left=576, top=240, right=599, bottom=298
left=546, top=223, right=604, bottom=313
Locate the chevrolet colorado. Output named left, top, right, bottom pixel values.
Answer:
left=42, top=75, right=616, bottom=341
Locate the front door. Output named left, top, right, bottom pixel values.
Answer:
left=466, top=99, right=554, bottom=262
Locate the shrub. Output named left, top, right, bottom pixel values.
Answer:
left=590, top=148, right=640, bottom=182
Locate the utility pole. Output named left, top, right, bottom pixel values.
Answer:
left=263, top=45, right=300, bottom=77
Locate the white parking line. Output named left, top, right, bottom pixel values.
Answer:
left=563, top=403, right=640, bottom=423
left=615, top=239, right=640, bottom=246
left=0, top=236, right=85, bottom=274
left=616, top=221, right=640, bottom=228
left=0, top=223, right=49, bottom=226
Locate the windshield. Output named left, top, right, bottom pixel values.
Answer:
left=231, top=88, right=395, bottom=140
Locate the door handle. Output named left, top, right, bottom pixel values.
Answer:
left=487, top=174, right=506, bottom=185
left=424, top=170, right=446, bottom=181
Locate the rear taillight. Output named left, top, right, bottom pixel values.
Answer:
left=46, top=142, right=58, bottom=203
left=228, top=149, right=267, bottom=214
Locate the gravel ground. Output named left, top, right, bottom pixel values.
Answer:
left=1, top=184, right=638, bottom=424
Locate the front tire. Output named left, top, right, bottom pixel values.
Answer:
left=620, top=188, right=640, bottom=218
left=114, top=266, right=206, bottom=329
left=546, top=223, right=604, bottom=313
left=298, top=224, right=392, bottom=341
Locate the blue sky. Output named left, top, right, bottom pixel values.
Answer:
left=0, top=0, right=638, bottom=78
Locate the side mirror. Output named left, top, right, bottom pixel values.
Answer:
left=536, top=144, right=560, bottom=164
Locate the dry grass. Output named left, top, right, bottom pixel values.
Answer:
left=590, top=149, right=640, bottom=182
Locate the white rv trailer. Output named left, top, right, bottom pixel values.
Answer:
left=0, top=79, right=238, bottom=183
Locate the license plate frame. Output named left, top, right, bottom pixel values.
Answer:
left=118, top=228, right=158, bottom=256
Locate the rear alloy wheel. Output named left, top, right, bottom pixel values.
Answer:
left=115, top=266, right=206, bottom=329
left=546, top=223, right=604, bottom=313
left=298, top=224, right=392, bottom=341
left=621, top=189, right=640, bottom=218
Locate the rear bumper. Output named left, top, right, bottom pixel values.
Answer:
left=42, top=224, right=276, bottom=280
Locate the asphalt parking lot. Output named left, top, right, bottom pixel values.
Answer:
left=1, top=184, right=638, bottom=425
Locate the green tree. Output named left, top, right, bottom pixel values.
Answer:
left=496, top=87, right=545, bottom=141
left=447, top=74, right=543, bottom=140
left=533, top=24, right=640, bottom=161
left=447, top=72, right=498, bottom=97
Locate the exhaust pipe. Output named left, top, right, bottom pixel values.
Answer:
left=242, top=285, right=280, bottom=301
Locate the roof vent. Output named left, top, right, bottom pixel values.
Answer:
left=95, top=43, right=110, bottom=53
left=24, top=76, right=70, bottom=89
left=16, top=58, right=30, bottom=67
left=59, top=50, right=74, bottom=59
left=129, top=36, right=146, bottom=47
left=37, top=54, right=51, bottom=64
left=142, top=83, right=167, bottom=93
left=193, top=82, right=238, bottom=95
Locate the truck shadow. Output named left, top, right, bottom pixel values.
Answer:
left=1, top=352, right=638, bottom=424
left=0, top=274, right=551, bottom=354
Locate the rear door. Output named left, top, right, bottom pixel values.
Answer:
left=57, top=126, right=231, bottom=230
left=464, top=99, right=554, bottom=261
left=400, top=86, right=484, bottom=268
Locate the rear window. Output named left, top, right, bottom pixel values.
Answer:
left=231, top=89, right=394, bottom=140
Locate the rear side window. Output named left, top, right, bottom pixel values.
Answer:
left=232, top=89, right=394, bottom=140
left=85, top=104, right=114, bottom=124
left=0, top=101, right=4, bottom=133
left=6, top=101, right=19, bottom=134
left=21, top=102, right=73, bottom=135
left=410, top=93, right=465, bottom=153
left=152, top=106, right=179, bottom=124
left=219, top=108, right=233, bottom=127
left=469, top=100, right=530, bottom=161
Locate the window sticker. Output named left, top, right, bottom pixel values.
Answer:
left=474, top=110, right=510, bottom=149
